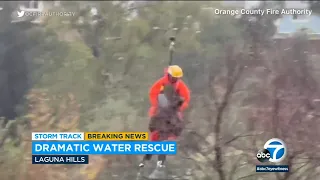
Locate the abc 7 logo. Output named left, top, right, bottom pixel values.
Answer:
left=256, top=149, right=271, bottom=162
left=256, top=138, right=287, bottom=163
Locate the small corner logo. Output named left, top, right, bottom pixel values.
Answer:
left=256, top=138, right=287, bottom=163
left=256, top=138, right=289, bottom=173
left=17, top=10, right=25, bottom=18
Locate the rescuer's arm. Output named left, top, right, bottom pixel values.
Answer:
left=178, top=81, right=190, bottom=111
left=149, top=78, right=164, bottom=106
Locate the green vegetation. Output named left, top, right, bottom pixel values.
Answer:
left=0, top=1, right=319, bottom=180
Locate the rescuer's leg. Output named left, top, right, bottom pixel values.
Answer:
left=140, top=108, right=158, bottom=168
left=139, top=132, right=157, bottom=167
left=157, top=155, right=166, bottom=168
left=139, top=154, right=153, bottom=167
left=140, top=126, right=156, bottom=167
left=140, top=107, right=160, bottom=168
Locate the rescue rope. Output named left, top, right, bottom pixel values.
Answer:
left=169, top=36, right=176, bottom=66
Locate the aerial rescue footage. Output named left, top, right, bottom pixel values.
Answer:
left=0, top=1, right=320, bottom=180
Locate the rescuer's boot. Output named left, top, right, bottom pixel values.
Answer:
left=139, top=154, right=152, bottom=168
left=157, top=154, right=166, bottom=168
left=156, top=160, right=165, bottom=168
left=139, top=162, right=145, bottom=168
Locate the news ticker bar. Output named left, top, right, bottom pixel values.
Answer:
left=32, top=155, right=89, bottom=164
left=32, top=132, right=148, bottom=141
left=256, top=165, right=289, bottom=172
left=32, top=141, right=177, bottom=155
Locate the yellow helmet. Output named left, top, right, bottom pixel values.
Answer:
left=167, top=65, right=183, bottom=78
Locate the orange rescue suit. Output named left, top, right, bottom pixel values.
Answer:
left=148, top=69, right=190, bottom=117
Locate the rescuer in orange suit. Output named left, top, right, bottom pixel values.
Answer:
left=148, top=65, right=190, bottom=141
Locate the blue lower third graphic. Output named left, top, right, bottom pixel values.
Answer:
left=256, top=165, right=289, bottom=172
left=32, top=141, right=177, bottom=155
left=32, top=155, right=89, bottom=164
